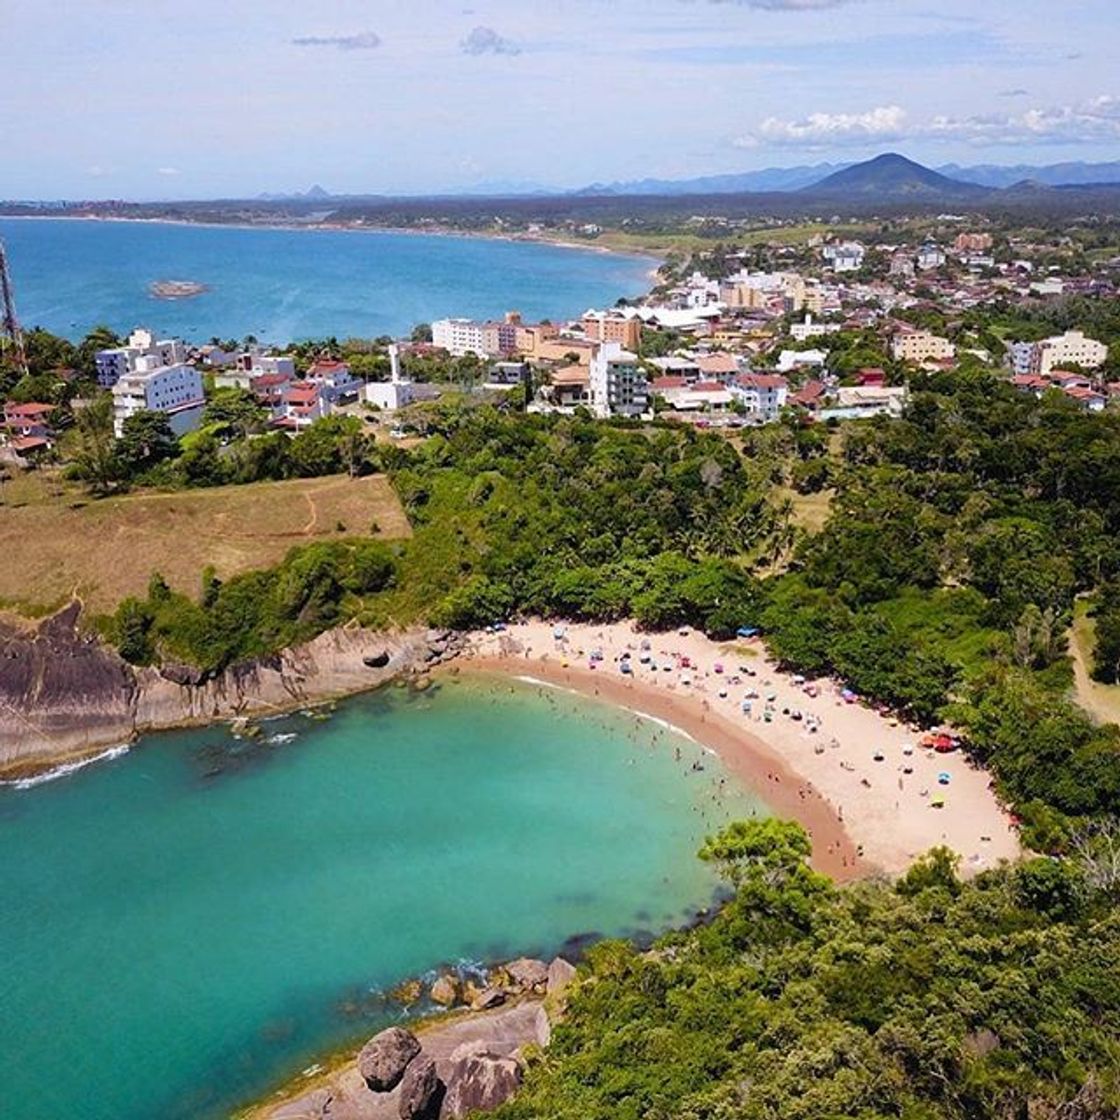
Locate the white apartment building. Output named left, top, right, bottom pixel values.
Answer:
left=1031, top=330, right=1107, bottom=376
left=777, top=348, right=827, bottom=373
left=589, top=342, right=648, bottom=418
left=916, top=244, right=946, bottom=271
left=891, top=330, right=956, bottom=364
left=432, top=318, right=488, bottom=358
left=728, top=374, right=789, bottom=421
left=96, top=328, right=187, bottom=388
left=111, top=357, right=205, bottom=436
left=822, top=242, right=865, bottom=272
left=790, top=314, right=843, bottom=343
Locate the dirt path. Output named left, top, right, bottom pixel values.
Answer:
left=1068, top=607, right=1120, bottom=726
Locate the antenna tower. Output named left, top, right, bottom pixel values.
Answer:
left=0, top=239, right=29, bottom=378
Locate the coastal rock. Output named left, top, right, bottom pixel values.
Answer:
left=430, top=974, right=460, bottom=1007
left=397, top=1054, right=442, bottom=1120
left=442, top=1051, right=523, bottom=1118
left=504, top=958, right=548, bottom=992
left=470, top=987, right=506, bottom=1012
left=357, top=1026, right=421, bottom=1092
left=547, top=957, right=577, bottom=997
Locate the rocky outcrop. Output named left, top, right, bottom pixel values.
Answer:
left=358, top=1027, right=422, bottom=1092
left=397, top=1055, right=442, bottom=1120
left=429, top=975, right=460, bottom=1007
left=503, top=958, right=548, bottom=993
left=0, top=604, right=458, bottom=778
left=441, top=1050, right=522, bottom=1119
left=547, top=956, right=577, bottom=997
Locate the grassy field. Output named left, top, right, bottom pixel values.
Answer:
left=0, top=473, right=411, bottom=616
left=781, top=486, right=835, bottom=532
left=1068, top=600, right=1120, bottom=726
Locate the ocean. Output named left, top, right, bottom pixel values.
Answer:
left=0, top=218, right=655, bottom=343
left=0, top=675, right=766, bottom=1120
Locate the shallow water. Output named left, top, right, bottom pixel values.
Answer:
left=0, top=676, right=766, bottom=1119
left=0, top=217, right=654, bottom=342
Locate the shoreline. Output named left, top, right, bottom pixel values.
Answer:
left=456, top=620, right=1022, bottom=879
left=0, top=211, right=666, bottom=267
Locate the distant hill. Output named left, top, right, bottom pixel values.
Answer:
left=578, top=162, right=850, bottom=197
left=803, top=153, right=990, bottom=198
left=939, top=160, right=1120, bottom=189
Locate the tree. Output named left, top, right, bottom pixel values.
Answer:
left=69, top=395, right=120, bottom=494
left=117, top=411, right=178, bottom=476
left=202, top=387, right=267, bottom=440
left=698, top=819, right=812, bottom=886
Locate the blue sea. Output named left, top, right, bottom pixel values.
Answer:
left=0, top=218, right=655, bottom=343
left=0, top=675, right=765, bottom=1120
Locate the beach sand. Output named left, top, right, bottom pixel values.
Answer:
left=458, top=620, right=1021, bottom=880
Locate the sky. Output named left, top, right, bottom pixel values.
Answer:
left=5, top=0, right=1119, bottom=199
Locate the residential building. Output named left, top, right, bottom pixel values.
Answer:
left=916, top=244, right=947, bottom=271
left=954, top=232, right=993, bottom=253
left=277, top=381, right=330, bottom=430
left=215, top=353, right=297, bottom=391
left=432, top=317, right=488, bottom=358
left=651, top=378, right=732, bottom=412
left=589, top=342, right=647, bottom=418
left=580, top=310, right=642, bottom=350
left=111, top=357, right=205, bottom=436
left=487, top=361, right=530, bottom=387
left=306, top=358, right=362, bottom=403
left=822, top=242, right=865, bottom=273
left=96, top=328, right=187, bottom=388
left=891, top=329, right=955, bottom=365
left=250, top=372, right=294, bottom=415
left=541, top=365, right=591, bottom=410
left=1030, top=330, right=1107, bottom=376
left=819, top=385, right=909, bottom=421
left=777, top=348, right=827, bottom=373
left=790, top=314, right=842, bottom=343
left=3, top=402, right=55, bottom=451
left=728, top=373, right=788, bottom=421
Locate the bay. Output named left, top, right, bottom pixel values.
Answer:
left=0, top=218, right=655, bottom=344
left=0, top=675, right=766, bottom=1120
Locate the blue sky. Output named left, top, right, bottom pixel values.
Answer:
left=5, top=0, right=1118, bottom=198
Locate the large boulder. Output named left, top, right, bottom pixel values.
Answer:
left=470, top=987, right=506, bottom=1012
left=547, top=957, right=577, bottom=997
left=397, top=1054, right=443, bottom=1120
left=430, top=974, right=460, bottom=1007
left=357, top=1026, right=421, bottom=1092
left=504, top=958, right=548, bottom=992
left=442, top=1051, right=523, bottom=1118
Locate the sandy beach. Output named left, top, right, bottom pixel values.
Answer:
left=459, top=620, right=1021, bottom=880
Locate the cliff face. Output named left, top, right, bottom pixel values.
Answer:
left=0, top=605, right=441, bottom=778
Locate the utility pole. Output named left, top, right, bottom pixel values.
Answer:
left=0, top=238, right=29, bottom=378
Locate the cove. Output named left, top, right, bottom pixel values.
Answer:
left=0, top=674, right=767, bottom=1120
left=0, top=218, right=656, bottom=343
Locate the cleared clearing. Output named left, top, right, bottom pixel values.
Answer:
left=1068, top=601, right=1120, bottom=726
left=0, top=474, right=411, bottom=615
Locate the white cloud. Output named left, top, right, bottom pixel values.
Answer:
left=737, top=96, right=1120, bottom=149
left=927, top=95, right=1120, bottom=145
left=460, top=26, right=520, bottom=56
left=156, top=166, right=181, bottom=176
left=744, top=105, right=907, bottom=147
left=291, top=31, right=381, bottom=51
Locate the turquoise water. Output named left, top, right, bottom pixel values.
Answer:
left=0, top=218, right=654, bottom=343
left=0, top=676, right=765, bottom=1120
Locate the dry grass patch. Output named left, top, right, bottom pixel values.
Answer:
left=0, top=474, right=411, bottom=615
left=1069, top=601, right=1120, bottom=726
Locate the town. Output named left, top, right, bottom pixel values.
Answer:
left=2, top=216, right=1118, bottom=473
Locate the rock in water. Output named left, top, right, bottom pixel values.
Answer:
left=430, top=974, right=460, bottom=1007
left=547, top=957, right=577, bottom=996
left=357, top=1026, right=421, bottom=1092
left=442, top=1052, right=522, bottom=1118
left=397, top=1054, right=442, bottom=1120
left=504, top=958, right=548, bottom=992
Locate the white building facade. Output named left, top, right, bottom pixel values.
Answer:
left=111, top=358, right=205, bottom=436
left=589, top=343, right=648, bottom=418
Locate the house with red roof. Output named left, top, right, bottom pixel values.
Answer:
left=275, top=381, right=330, bottom=431
left=728, top=373, right=789, bottom=421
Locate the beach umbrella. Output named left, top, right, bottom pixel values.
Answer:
left=938, top=772, right=951, bottom=785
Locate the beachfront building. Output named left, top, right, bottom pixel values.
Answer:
left=580, top=309, right=642, bottom=350
left=111, top=357, right=205, bottom=437
left=432, top=313, right=522, bottom=358
left=96, top=328, right=187, bottom=388
left=306, top=358, right=362, bottom=404
left=589, top=342, right=648, bottom=418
